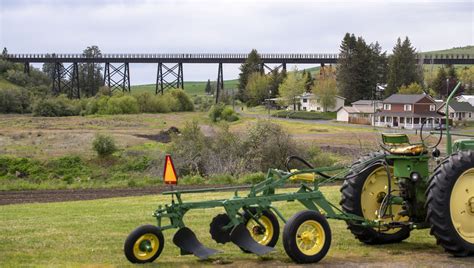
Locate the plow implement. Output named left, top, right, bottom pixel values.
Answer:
left=124, top=155, right=386, bottom=264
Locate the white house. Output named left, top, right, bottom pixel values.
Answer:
left=438, top=100, right=474, bottom=121
left=299, top=92, right=345, bottom=112
left=456, top=95, right=474, bottom=107
left=337, top=100, right=381, bottom=125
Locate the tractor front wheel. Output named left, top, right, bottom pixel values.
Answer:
left=426, top=150, right=474, bottom=256
left=283, top=210, right=331, bottom=264
left=124, top=225, right=165, bottom=263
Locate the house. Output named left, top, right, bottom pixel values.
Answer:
left=456, top=95, right=474, bottom=106
left=438, top=100, right=474, bottom=121
left=374, top=93, right=442, bottom=129
left=337, top=100, right=381, bottom=125
left=299, top=92, right=345, bottom=112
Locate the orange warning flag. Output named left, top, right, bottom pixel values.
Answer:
left=163, top=155, right=178, bottom=185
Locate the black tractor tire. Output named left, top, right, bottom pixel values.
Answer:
left=124, top=225, right=165, bottom=263
left=240, top=208, right=279, bottom=252
left=283, top=210, right=331, bottom=264
left=340, top=151, right=411, bottom=244
left=426, top=150, right=474, bottom=256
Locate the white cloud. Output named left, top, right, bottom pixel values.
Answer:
left=1, top=0, right=472, bottom=84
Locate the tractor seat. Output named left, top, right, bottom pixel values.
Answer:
left=381, top=133, right=427, bottom=156
left=388, top=144, right=426, bottom=156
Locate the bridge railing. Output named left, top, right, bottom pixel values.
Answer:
left=4, top=53, right=342, bottom=59
left=3, top=53, right=472, bottom=60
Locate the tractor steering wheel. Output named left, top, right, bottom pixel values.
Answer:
left=420, top=119, right=443, bottom=149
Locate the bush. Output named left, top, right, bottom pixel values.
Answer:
left=32, top=95, right=81, bottom=117
left=105, top=95, right=139, bottom=114
left=208, top=103, right=225, bottom=122
left=5, top=69, right=29, bottom=86
left=167, top=89, right=194, bottom=111
left=92, top=134, right=118, bottom=157
left=0, top=88, right=30, bottom=113
left=134, top=92, right=172, bottom=113
left=208, top=104, right=238, bottom=122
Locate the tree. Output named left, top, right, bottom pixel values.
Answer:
left=459, top=66, right=474, bottom=93
left=398, top=82, right=424, bottom=94
left=431, top=67, right=447, bottom=97
left=1, top=47, right=8, bottom=58
left=386, top=37, right=421, bottom=96
left=246, top=72, right=270, bottom=106
left=278, top=68, right=305, bottom=110
left=336, top=33, right=387, bottom=103
left=205, top=79, right=212, bottom=95
left=238, top=49, right=262, bottom=102
left=268, top=68, right=286, bottom=98
left=311, top=74, right=337, bottom=112
left=80, top=45, right=104, bottom=97
left=302, top=69, right=314, bottom=92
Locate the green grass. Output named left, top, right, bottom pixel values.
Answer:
left=273, top=111, right=336, bottom=120
left=132, top=80, right=239, bottom=96
left=421, top=45, right=474, bottom=55
left=1, top=186, right=469, bottom=266
left=0, top=78, right=20, bottom=90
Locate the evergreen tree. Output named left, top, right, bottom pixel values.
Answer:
left=303, top=69, right=314, bottom=92
left=268, top=68, right=285, bottom=98
left=237, top=49, right=262, bottom=102
left=336, top=33, right=386, bottom=103
left=1, top=47, right=8, bottom=58
left=205, top=79, right=212, bottom=95
left=431, top=67, right=447, bottom=97
left=386, top=37, right=421, bottom=96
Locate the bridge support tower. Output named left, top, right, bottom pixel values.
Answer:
left=52, top=62, right=80, bottom=99
left=156, top=63, right=184, bottom=94
left=104, top=62, right=131, bottom=93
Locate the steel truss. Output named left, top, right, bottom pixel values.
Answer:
left=215, top=63, right=224, bottom=103
left=261, top=63, right=287, bottom=74
left=52, top=62, right=80, bottom=98
left=104, top=62, right=131, bottom=93
left=156, top=63, right=184, bottom=94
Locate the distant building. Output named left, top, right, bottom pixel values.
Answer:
left=456, top=95, right=474, bottom=107
left=438, top=100, right=474, bottom=121
left=374, top=93, right=442, bottom=129
left=299, top=92, right=345, bottom=112
left=337, top=100, right=381, bottom=125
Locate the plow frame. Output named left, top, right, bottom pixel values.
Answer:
left=153, top=165, right=379, bottom=232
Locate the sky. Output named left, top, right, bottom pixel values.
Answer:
left=1, top=0, right=473, bottom=85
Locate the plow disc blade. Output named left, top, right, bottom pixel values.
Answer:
left=230, top=223, right=275, bottom=256
left=173, top=227, right=220, bottom=260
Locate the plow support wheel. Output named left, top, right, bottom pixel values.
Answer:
left=230, top=223, right=275, bottom=255
left=173, top=227, right=220, bottom=260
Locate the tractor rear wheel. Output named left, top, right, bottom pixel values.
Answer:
left=426, top=150, right=474, bottom=256
left=340, top=152, right=411, bottom=244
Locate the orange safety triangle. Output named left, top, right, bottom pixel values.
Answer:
left=163, top=155, right=178, bottom=185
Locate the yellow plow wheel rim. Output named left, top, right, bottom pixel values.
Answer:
left=133, top=233, right=159, bottom=261
left=296, top=220, right=325, bottom=255
left=246, top=215, right=274, bottom=245
left=450, top=168, right=474, bottom=243
left=361, top=166, right=408, bottom=234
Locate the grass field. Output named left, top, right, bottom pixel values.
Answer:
left=1, top=185, right=472, bottom=266
left=132, top=80, right=240, bottom=96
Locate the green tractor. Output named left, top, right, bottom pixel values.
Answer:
left=124, top=83, right=472, bottom=264
left=341, top=82, right=474, bottom=256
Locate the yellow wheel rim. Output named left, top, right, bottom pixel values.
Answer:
left=361, top=166, right=408, bottom=234
left=450, top=168, right=474, bottom=243
left=296, top=220, right=325, bottom=255
left=133, top=233, right=159, bottom=261
left=246, top=215, right=274, bottom=245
